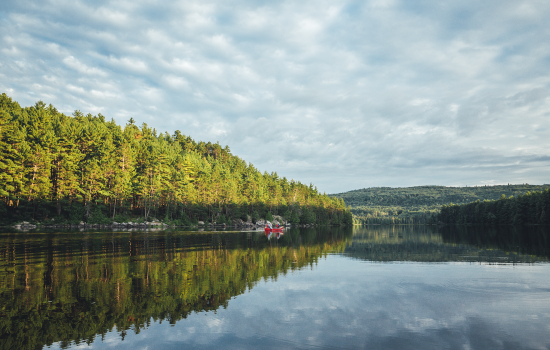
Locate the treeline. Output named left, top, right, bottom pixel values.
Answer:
left=0, top=94, right=351, bottom=226
left=331, top=185, right=550, bottom=207
left=331, top=185, right=549, bottom=225
left=350, top=207, right=439, bottom=225
left=438, top=189, right=550, bottom=225
left=0, top=228, right=352, bottom=350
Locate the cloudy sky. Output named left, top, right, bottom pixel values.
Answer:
left=1, top=0, right=549, bottom=193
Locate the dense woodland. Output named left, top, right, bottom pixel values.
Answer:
left=0, top=94, right=351, bottom=226
left=331, top=185, right=549, bottom=225
left=438, top=189, right=550, bottom=225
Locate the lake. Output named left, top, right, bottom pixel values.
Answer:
left=1, top=225, right=549, bottom=350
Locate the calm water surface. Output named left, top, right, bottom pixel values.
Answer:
left=1, top=226, right=549, bottom=350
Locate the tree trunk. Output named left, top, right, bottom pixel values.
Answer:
left=112, top=198, right=116, bottom=219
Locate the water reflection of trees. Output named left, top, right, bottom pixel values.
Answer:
left=345, top=225, right=550, bottom=263
left=0, top=228, right=352, bottom=350
left=439, top=225, right=550, bottom=261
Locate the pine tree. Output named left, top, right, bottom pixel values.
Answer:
left=0, top=94, right=351, bottom=225
left=0, top=100, right=24, bottom=200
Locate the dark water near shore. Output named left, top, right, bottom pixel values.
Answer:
left=1, top=226, right=549, bottom=350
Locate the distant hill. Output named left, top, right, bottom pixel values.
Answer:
left=330, top=184, right=549, bottom=207
left=329, top=184, right=550, bottom=224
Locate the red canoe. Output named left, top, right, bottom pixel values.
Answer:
left=264, top=227, right=284, bottom=233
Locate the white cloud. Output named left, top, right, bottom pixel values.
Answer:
left=63, top=56, right=108, bottom=76
left=1, top=0, right=549, bottom=192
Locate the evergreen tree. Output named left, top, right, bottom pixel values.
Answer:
left=0, top=95, right=350, bottom=225
left=290, top=210, right=300, bottom=225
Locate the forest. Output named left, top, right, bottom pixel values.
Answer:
left=331, top=185, right=549, bottom=225
left=438, top=189, right=550, bottom=225
left=0, top=94, right=352, bottom=226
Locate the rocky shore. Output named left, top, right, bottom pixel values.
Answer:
left=6, top=215, right=311, bottom=231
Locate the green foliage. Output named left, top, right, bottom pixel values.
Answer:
left=342, top=210, right=353, bottom=225
left=332, top=185, right=549, bottom=225
left=113, top=213, right=130, bottom=223
left=332, top=185, right=549, bottom=207
left=66, top=204, right=86, bottom=224
left=0, top=94, right=349, bottom=226
left=283, top=210, right=291, bottom=220
left=87, top=204, right=112, bottom=224
left=217, top=214, right=227, bottom=224
left=266, top=211, right=273, bottom=222
left=438, top=188, right=550, bottom=225
left=251, top=211, right=259, bottom=223
left=290, top=210, right=300, bottom=225
left=300, top=207, right=315, bottom=225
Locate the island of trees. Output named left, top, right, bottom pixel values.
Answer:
left=0, top=94, right=352, bottom=227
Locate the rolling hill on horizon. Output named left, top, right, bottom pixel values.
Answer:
left=330, top=184, right=550, bottom=224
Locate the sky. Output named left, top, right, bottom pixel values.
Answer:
left=1, top=0, right=549, bottom=194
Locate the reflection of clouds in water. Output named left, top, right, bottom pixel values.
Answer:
left=54, top=256, right=550, bottom=349
left=205, top=317, right=224, bottom=330
left=231, top=259, right=547, bottom=348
